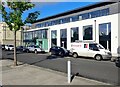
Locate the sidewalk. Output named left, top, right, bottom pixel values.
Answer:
left=0, top=59, right=111, bottom=85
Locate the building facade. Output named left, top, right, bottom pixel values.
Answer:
left=0, top=22, right=22, bottom=46
left=23, top=1, right=120, bottom=56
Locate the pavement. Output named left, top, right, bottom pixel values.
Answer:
left=0, top=59, right=111, bottom=85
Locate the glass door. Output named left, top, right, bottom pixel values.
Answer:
left=99, top=23, right=111, bottom=50
left=60, top=29, right=67, bottom=48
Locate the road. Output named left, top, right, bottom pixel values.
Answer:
left=1, top=50, right=120, bottom=85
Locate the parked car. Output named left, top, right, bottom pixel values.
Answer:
left=1, top=44, right=5, bottom=50
left=27, top=45, right=44, bottom=53
left=16, top=46, right=29, bottom=52
left=115, top=57, right=120, bottom=67
left=70, top=42, right=112, bottom=60
left=5, top=45, right=14, bottom=51
left=49, top=46, right=70, bottom=57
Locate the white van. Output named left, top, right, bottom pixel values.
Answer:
left=70, top=42, right=112, bottom=60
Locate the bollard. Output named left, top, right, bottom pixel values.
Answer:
left=67, top=60, right=71, bottom=83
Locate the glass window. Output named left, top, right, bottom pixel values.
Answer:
left=100, top=8, right=109, bottom=16
left=51, top=21, right=56, bottom=25
left=71, top=27, right=79, bottom=42
left=60, top=29, right=67, bottom=38
left=48, top=21, right=52, bottom=26
left=35, top=24, right=41, bottom=28
left=32, top=31, right=34, bottom=39
left=83, top=25, right=93, bottom=40
left=38, top=30, right=42, bottom=39
left=24, top=32, right=28, bottom=40
left=61, top=17, right=71, bottom=23
left=34, top=8, right=109, bottom=28
left=90, top=10, right=101, bottom=18
left=42, top=29, right=47, bottom=39
left=51, top=30, right=57, bottom=47
left=60, top=29, right=67, bottom=48
left=82, top=13, right=89, bottom=20
left=34, top=31, right=38, bottom=38
left=27, top=32, right=33, bottom=40
left=71, top=16, right=79, bottom=22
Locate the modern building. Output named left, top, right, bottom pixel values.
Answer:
left=23, top=1, right=120, bottom=57
left=0, top=22, right=22, bottom=46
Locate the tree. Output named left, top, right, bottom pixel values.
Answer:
left=0, top=1, right=40, bottom=66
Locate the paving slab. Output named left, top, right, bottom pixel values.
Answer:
left=1, top=59, right=111, bottom=85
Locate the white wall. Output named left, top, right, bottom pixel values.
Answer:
left=27, top=13, right=119, bottom=55
left=118, top=13, right=120, bottom=55
left=49, top=14, right=119, bottom=55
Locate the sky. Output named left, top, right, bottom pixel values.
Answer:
left=0, top=0, right=104, bottom=22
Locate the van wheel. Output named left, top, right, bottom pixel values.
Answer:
left=94, top=55, right=102, bottom=61
left=73, top=53, right=78, bottom=58
left=34, top=50, right=37, bottom=54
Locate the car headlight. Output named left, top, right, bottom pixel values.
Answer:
left=104, top=51, right=111, bottom=55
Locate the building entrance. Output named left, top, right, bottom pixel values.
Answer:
left=36, top=39, right=48, bottom=51
left=60, top=29, right=67, bottom=48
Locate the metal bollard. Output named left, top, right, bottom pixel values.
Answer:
left=67, top=60, right=71, bottom=83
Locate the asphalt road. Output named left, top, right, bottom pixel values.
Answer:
left=2, top=50, right=120, bottom=85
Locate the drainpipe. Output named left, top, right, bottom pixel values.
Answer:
left=94, top=20, right=96, bottom=42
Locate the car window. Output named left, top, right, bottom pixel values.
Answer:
left=89, top=44, right=98, bottom=50
left=61, top=47, right=68, bottom=52
left=30, top=45, right=34, bottom=47
left=9, top=45, right=14, bottom=47
left=52, top=46, right=57, bottom=49
left=21, top=46, right=23, bottom=48
left=58, top=47, right=61, bottom=49
left=35, top=46, right=40, bottom=48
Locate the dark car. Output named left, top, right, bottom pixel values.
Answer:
left=115, top=57, right=120, bottom=67
left=2, top=44, right=5, bottom=50
left=49, top=46, right=69, bottom=57
left=16, top=46, right=29, bottom=52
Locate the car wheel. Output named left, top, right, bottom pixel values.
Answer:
left=26, top=49, right=29, bottom=53
left=8, top=48, right=10, bottom=51
left=73, top=53, right=78, bottom=58
left=34, top=50, right=37, bottom=54
left=51, top=51, right=55, bottom=55
left=94, top=54, right=102, bottom=61
left=49, top=51, right=52, bottom=55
